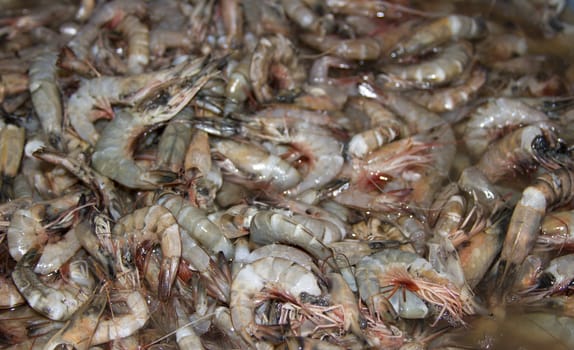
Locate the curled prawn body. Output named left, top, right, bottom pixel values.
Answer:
left=11, top=250, right=96, bottom=321
left=212, top=138, right=302, bottom=193
left=112, top=205, right=181, bottom=301
left=356, top=249, right=467, bottom=323
left=156, top=192, right=234, bottom=259
left=462, top=97, right=550, bottom=159
left=250, top=34, right=306, bottom=103
left=382, top=41, right=474, bottom=89
left=249, top=210, right=336, bottom=264
left=68, top=56, right=211, bottom=146
left=230, top=256, right=322, bottom=344
left=390, top=15, right=487, bottom=58
left=91, top=58, right=218, bottom=189
left=114, top=14, right=149, bottom=74
left=406, top=67, right=487, bottom=113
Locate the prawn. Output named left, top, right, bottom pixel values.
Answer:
left=281, top=0, right=332, bottom=34
left=390, top=15, right=486, bottom=58
left=28, top=50, right=63, bottom=149
left=67, top=0, right=147, bottom=60
left=211, top=137, right=302, bottom=193
left=113, top=205, right=182, bottom=301
left=248, top=210, right=336, bottom=267
left=68, top=55, right=209, bottom=146
left=382, top=41, right=474, bottom=89
left=42, top=293, right=107, bottom=350
left=156, top=192, right=234, bottom=259
left=0, top=276, right=26, bottom=309
left=230, top=256, right=322, bottom=345
left=355, top=249, right=468, bottom=324
left=30, top=146, right=123, bottom=220
left=406, top=67, right=487, bottom=113
left=90, top=290, right=150, bottom=345
left=114, top=14, right=149, bottom=74
left=462, top=97, right=551, bottom=159
left=299, top=34, right=382, bottom=61
left=250, top=34, right=306, bottom=103
left=221, top=0, right=243, bottom=49
left=475, top=124, right=560, bottom=183
left=0, top=123, right=25, bottom=198
left=11, top=250, right=96, bottom=321
left=535, top=254, right=574, bottom=296
left=496, top=167, right=574, bottom=298
left=91, top=58, right=219, bottom=189
left=537, top=210, right=574, bottom=250
left=223, top=56, right=251, bottom=115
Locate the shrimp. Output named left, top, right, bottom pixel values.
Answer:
left=67, top=0, right=147, bottom=60
left=114, top=14, right=149, bottom=74
left=90, top=290, right=150, bottom=345
left=156, top=109, right=194, bottom=174
left=76, top=0, right=96, bottom=21
left=382, top=41, right=474, bottom=89
left=0, top=276, right=25, bottom=309
left=475, top=124, right=559, bottom=183
left=458, top=214, right=506, bottom=288
left=91, top=58, right=219, bottom=189
left=282, top=127, right=344, bottom=196
left=7, top=204, right=45, bottom=262
left=462, top=97, right=551, bottom=159
left=30, top=146, right=123, bottom=220
left=250, top=34, right=306, bottom=103
left=68, top=55, right=209, bottom=146
left=537, top=210, right=574, bottom=250
left=28, top=50, right=63, bottom=149
left=230, top=256, right=322, bottom=345
left=156, top=192, right=234, bottom=259
left=113, top=205, right=181, bottom=301
left=73, top=217, right=116, bottom=279
left=281, top=0, right=332, bottom=34
left=43, top=293, right=107, bottom=350
left=0, top=72, right=28, bottom=103
left=212, top=306, right=252, bottom=349
left=224, top=56, right=251, bottom=115
left=241, top=244, right=321, bottom=277
left=406, top=67, right=487, bottom=113
left=496, top=167, right=574, bottom=298
left=535, top=254, right=574, bottom=296
left=34, top=225, right=82, bottom=275
left=211, top=138, right=302, bottom=193
left=0, top=123, right=25, bottom=194
left=358, top=84, right=456, bottom=208
left=281, top=337, right=346, bottom=350
left=184, top=128, right=222, bottom=209
left=174, top=298, right=205, bottom=350
left=221, top=0, right=243, bottom=49
left=327, top=272, right=364, bottom=339
left=390, top=15, right=487, bottom=58
left=299, top=34, right=382, bottom=61
left=149, top=29, right=192, bottom=57
left=356, top=249, right=469, bottom=324
left=248, top=210, right=336, bottom=265
left=11, top=250, right=96, bottom=321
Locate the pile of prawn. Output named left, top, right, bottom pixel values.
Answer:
left=1, top=0, right=574, bottom=349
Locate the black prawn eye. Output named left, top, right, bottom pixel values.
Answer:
left=537, top=272, right=556, bottom=289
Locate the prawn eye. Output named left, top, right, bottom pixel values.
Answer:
left=537, top=272, right=556, bottom=289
